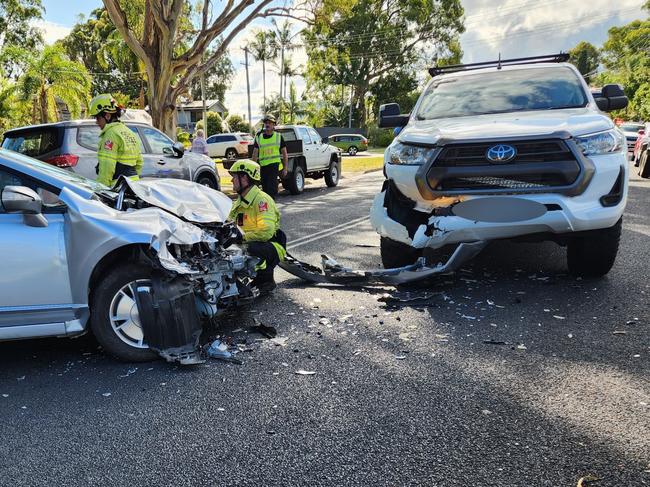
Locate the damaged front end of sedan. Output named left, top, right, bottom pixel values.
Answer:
left=61, top=177, right=259, bottom=365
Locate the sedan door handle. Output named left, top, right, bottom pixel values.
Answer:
left=157, top=160, right=166, bottom=165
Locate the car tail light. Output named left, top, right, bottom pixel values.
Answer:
left=239, top=141, right=250, bottom=145
left=639, top=130, right=645, bottom=135
left=45, top=154, right=79, bottom=168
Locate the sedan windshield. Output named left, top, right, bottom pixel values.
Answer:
left=416, top=67, right=588, bottom=120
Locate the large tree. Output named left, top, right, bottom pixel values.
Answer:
left=304, top=0, right=464, bottom=128
left=0, top=0, right=44, bottom=78
left=247, top=30, right=277, bottom=107
left=102, top=0, right=296, bottom=136
left=569, top=41, right=601, bottom=83
left=188, top=50, right=235, bottom=102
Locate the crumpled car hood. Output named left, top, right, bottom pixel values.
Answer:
left=400, top=108, right=613, bottom=144
left=123, top=178, right=232, bottom=223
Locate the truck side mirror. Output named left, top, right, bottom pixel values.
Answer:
left=595, top=84, right=629, bottom=112
left=379, top=103, right=410, bottom=128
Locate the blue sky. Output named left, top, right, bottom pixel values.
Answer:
left=38, top=0, right=648, bottom=122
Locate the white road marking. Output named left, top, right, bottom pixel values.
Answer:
left=288, top=216, right=370, bottom=250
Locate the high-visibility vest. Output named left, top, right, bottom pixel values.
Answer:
left=256, top=132, right=282, bottom=167
left=97, top=121, right=143, bottom=186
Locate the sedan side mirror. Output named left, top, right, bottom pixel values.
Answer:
left=1, top=186, right=48, bottom=227
left=172, top=142, right=185, bottom=157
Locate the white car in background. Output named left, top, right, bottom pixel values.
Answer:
left=205, top=132, right=253, bottom=159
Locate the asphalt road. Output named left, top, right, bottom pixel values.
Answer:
left=1, top=166, right=649, bottom=487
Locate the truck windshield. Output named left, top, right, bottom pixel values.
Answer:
left=415, top=67, right=588, bottom=120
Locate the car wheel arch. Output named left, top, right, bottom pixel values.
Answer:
left=194, top=170, right=219, bottom=190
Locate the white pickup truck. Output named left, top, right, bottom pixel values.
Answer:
left=372, top=54, right=629, bottom=278
left=274, top=125, right=342, bottom=194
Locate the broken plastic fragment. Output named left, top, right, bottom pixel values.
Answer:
left=553, top=315, right=566, bottom=320
left=207, top=340, right=232, bottom=359
left=102, top=392, right=112, bottom=397
left=516, top=344, right=527, bottom=350
left=295, top=370, right=316, bottom=375
left=395, top=355, right=407, bottom=360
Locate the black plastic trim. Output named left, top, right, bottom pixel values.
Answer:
left=599, top=165, right=625, bottom=207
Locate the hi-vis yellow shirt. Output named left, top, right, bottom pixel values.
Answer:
left=97, top=121, right=143, bottom=186
left=228, top=185, right=280, bottom=242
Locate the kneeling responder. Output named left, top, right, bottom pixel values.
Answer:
left=88, top=93, right=143, bottom=187
left=228, top=160, right=287, bottom=294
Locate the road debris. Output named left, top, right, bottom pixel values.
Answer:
left=516, top=344, right=528, bottom=350
left=119, top=368, right=138, bottom=378
left=483, top=339, right=509, bottom=345
left=395, top=355, right=407, bottom=360
left=270, top=337, right=289, bottom=347
left=251, top=322, right=277, bottom=338
left=295, top=370, right=316, bottom=375
left=102, top=392, right=112, bottom=397
left=612, top=330, right=627, bottom=335
left=576, top=475, right=600, bottom=486
left=207, top=340, right=232, bottom=359
left=553, top=315, right=566, bottom=320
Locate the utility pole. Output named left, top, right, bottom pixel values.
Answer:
left=242, top=47, right=252, bottom=134
left=348, top=86, right=353, bottom=128
left=200, top=71, right=207, bottom=136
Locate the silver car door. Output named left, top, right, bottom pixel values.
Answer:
left=139, top=126, right=189, bottom=180
left=0, top=169, right=76, bottom=337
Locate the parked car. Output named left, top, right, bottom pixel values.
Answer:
left=374, top=54, right=629, bottom=278
left=273, top=125, right=342, bottom=194
left=0, top=148, right=257, bottom=363
left=327, top=134, right=368, bottom=155
left=2, top=120, right=220, bottom=189
left=205, top=132, right=253, bottom=159
left=619, top=121, right=645, bottom=153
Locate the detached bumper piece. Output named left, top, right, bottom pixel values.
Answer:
left=136, top=277, right=205, bottom=365
left=280, top=241, right=486, bottom=286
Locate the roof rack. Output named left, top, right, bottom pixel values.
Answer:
left=428, top=53, right=570, bottom=77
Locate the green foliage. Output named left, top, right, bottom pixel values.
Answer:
left=569, top=41, right=601, bottom=83
left=195, top=111, right=225, bottom=136
left=226, top=114, right=252, bottom=133
left=304, top=0, right=465, bottom=127
left=189, top=49, right=235, bottom=102
left=593, top=16, right=650, bottom=120
left=367, top=124, right=394, bottom=148
left=0, top=0, right=44, bottom=77
left=61, top=8, right=142, bottom=101
left=18, top=44, right=91, bottom=124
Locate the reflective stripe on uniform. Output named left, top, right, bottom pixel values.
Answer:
left=271, top=242, right=286, bottom=261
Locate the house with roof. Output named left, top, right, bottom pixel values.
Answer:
left=177, top=99, right=227, bottom=133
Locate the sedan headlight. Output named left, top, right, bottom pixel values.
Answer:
left=388, top=142, right=436, bottom=165
left=575, top=129, right=625, bottom=156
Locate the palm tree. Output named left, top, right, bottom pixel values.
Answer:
left=270, top=19, right=300, bottom=99
left=248, top=30, right=277, bottom=107
left=285, top=81, right=305, bottom=124
left=19, top=45, right=91, bottom=124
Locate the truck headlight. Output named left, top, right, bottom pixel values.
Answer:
left=388, top=142, right=436, bottom=166
left=575, top=129, right=625, bottom=156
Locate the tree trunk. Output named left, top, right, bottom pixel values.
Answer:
left=353, top=86, right=368, bottom=129
left=39, top=87, right=49, bottom=124
left=146, top=65, right=177, bottom=138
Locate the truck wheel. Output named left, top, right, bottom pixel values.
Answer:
left=639, top=150, right=650, bottom=178
left=567, top=218, right=622, bottom=278
left=286, top=165, right=305, bottom=195
left=90, top=263, right=159, bottom=362
left=380, top=237, right=422, bottom=269
left=325, top=160, right=340, bottom=187
left=348, top=146, right=358, bottom=156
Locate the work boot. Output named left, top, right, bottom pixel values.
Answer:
left=253, top=272, right=276, bottom=295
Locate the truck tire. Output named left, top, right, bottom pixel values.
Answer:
left=380, top=237, right=421, bottom=269
left=567, top=218, right=622, bottom=278
left=325, top=160, right=340, bottom=187
left=639, top=150, right=650, bottom=178
left=285, top=164, right=305, bottom=195
left=90, top=263, right=159, bottom=362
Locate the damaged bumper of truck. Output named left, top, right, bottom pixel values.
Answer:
left=280, top=241, right=486, bottom=286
